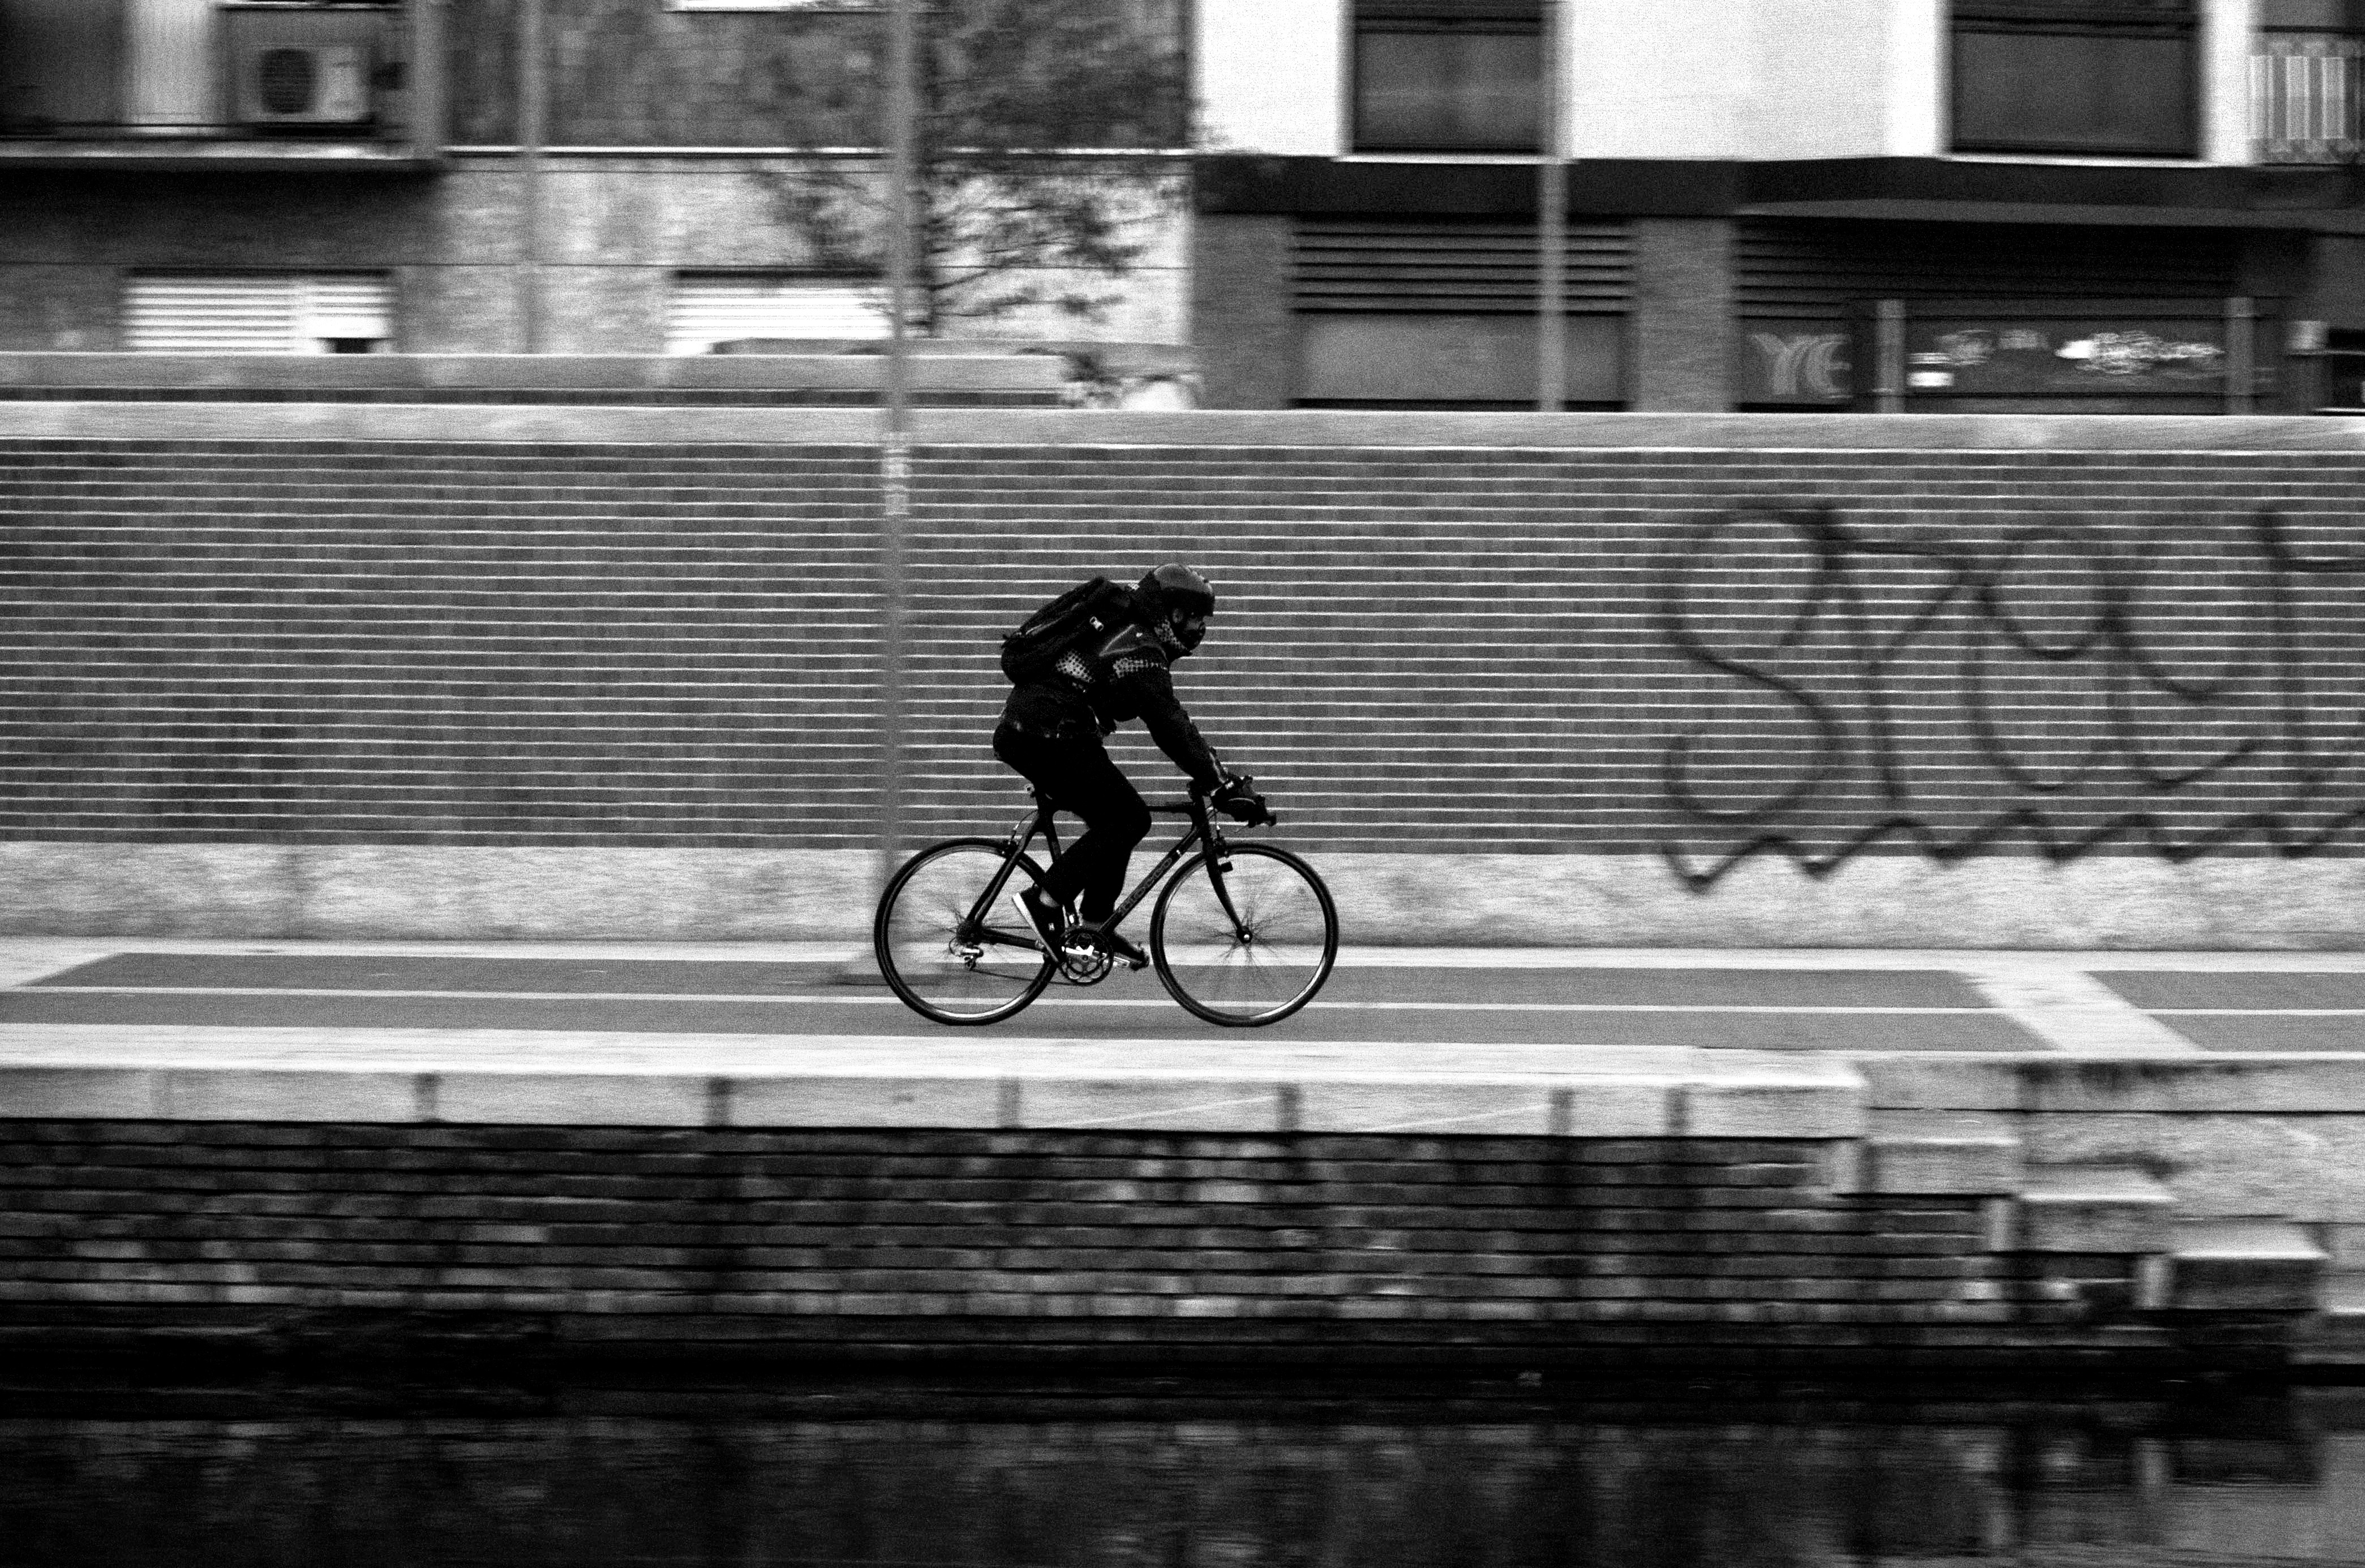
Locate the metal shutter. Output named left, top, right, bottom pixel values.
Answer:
left=123, top=273, right=391, bottom=352
left=1736, top=220, right=2243, bottom=322
left=1293, top=218, right=1632, bottom=313
left=666, top=276, right=891, bottom=354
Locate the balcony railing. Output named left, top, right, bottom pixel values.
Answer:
left=0, top=0, right=439, bottom=165
left=2253, top=29, right=2365, bottom=162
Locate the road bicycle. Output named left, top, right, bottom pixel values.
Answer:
left=873, top=785, right=1338, bottom=1028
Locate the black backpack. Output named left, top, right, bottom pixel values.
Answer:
left=1000, top=576, right=1137, bottom=684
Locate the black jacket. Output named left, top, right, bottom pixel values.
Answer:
left=999, top=621, right=1223, bottom=788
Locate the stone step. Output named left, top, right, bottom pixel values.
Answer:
left=1851, top=1135, right=2023, bottom=1196
left=2167, top=1219, right=2326, bottom=1311
left=2296, top=1272, right=2365, bottom=1364
left=2012, top=1165, right=2179, bottom=1253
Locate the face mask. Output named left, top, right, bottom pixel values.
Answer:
left=1170, top=613, right=1207, bottom=654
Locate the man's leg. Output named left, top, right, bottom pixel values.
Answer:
left=995, top=731, right=1148, bottom=922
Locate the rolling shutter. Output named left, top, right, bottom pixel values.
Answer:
left=666, top=275, right=891, bottom=353
left=1737, top=220, right=2242, bottom=323
left=123, top=273, right=391, bottom=352
left=1294, top=218, right=1632, bottom=313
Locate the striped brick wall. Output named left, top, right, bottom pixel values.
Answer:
left=7, top=419, right=2365, bottom=889
left=0, top=1122, right=2087, bottom=1365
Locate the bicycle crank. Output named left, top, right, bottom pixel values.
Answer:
left=1055, top=942, right=1115, bottom=985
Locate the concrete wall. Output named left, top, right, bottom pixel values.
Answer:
left=1194, top=0, right=1344, bottom=157
left=1201, top=0, right=2263, bottom=164
left=1564, top=0, right=1926, bottom=161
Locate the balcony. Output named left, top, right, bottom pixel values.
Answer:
left=0, top=0, right=441, bottom=169
left=2254, top=29, right=2364, bottom=162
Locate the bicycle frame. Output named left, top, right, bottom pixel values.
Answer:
left=965, top=793, right=1244, bottom=955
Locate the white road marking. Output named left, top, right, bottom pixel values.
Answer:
left=1960, top=964, right=2201, bottom=1055
left=2150, top=1008, right=2365, bottom=1017
left=10, top=984, right=1994, bottom=1015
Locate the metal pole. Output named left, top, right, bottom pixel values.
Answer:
left=2226, top=295, right=2256, bottom=415
left=1875, top=298, right=1906, bottom=414
left=1536, top=0, right=1565, bottom=411
left=876, top=0, right=918, bottom=896
left=516, top=0, right=545, bottom=353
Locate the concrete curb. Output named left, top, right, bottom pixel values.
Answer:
left=14, top=843, right=2365, bottom=949
left=0, top=1041, right=1866, bottom=1139
left=4, top=401, right=2365, bottom=449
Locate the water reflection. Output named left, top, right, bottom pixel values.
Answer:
left=5, top=1377, right=2365, bottom=1566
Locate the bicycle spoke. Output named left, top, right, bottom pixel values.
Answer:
left=875, top=841, right=1054, bottom=1024
left=1152, top=845, right=1338, bottom=1026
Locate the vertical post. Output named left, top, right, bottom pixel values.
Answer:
left=1875, top=298, right=1907, bottom=414
left=2226, top=295, right=2256, bottom=415
left=410, top=0, right=448, bottom=160
left=1536, top=0, right=1565, bottom=411
left=876, top=0, right=919, bottom=895
left=516, top=0, right=546, bottom=354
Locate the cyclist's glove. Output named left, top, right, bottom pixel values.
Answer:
left=1209, top=774, right=1276, bottom=827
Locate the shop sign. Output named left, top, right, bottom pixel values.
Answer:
left=1740, top=329, right=1852, bottom=405
left=1903, top=318, right=2227, bottom=397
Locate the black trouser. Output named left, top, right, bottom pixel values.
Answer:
left=993, top=723, right=1149, bottom=924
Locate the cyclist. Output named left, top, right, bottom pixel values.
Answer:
left=994, top=563, right=1266, bottom=964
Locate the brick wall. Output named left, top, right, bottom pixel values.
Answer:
left=0, top=1121, right=2097, bottom=1366
left=7, top=421, right=2365, bottom=888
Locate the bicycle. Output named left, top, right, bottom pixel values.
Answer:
left=873, top=782, right=1339, bottom=1028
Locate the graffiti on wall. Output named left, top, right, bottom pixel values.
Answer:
left=1658, top=506, right=2365, bottom=889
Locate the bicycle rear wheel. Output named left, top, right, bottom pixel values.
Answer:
left=875, top=838, right=1055, bottom=1025
left=1149, top=843, right=1338, bottom=1026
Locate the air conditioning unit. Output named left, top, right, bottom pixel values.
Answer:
left=233, top=43, right=372, bottom=127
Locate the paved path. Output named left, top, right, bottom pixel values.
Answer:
left=4, top=939, right=2364, bottom=1068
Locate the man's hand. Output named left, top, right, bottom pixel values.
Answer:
left=1209, top=774, right=1275, bottom=826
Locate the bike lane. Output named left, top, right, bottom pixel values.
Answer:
left=2, top=940, right=2362, bottom=1056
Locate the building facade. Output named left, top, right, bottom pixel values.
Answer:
left=1192, top=0, right=2365, bottom=411
left=6, top=0, right=2363, bottom=409
left=0, top=0, right=1190, bottom=356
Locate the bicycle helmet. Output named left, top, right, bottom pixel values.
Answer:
left=1136, top=563, right=1216, bottom=619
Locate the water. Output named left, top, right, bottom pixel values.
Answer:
left=6, top=1374, right=2365, bottom=1566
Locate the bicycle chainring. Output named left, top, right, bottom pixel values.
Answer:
left=1055, top=942, right=1115, bottom=985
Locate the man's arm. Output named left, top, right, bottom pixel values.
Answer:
left=1114, top=659, right=1223, bottom=789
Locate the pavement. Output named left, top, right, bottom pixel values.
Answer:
left=0, top=936, right=2359, bottom=1089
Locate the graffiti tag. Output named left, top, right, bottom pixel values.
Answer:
left=1658, top=507, right=2365, bottom=888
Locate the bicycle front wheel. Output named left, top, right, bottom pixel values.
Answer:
left=874, top=837, right=1055, bottom=1025
left=1150, top=843, right=1338, bottom=1026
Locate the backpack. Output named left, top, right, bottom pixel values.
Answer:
left=999, top=576, right=1136, bottom=684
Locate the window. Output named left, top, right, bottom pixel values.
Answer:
left=1351, top=0, right=1542, bottom=153
left=2254, top=0, right=2365, bottom=162
left=666, top=274, right=890, bottom=353
left=1951, top=0, right=2197, bottom=157
left=122, top=273, right=390, bottom=352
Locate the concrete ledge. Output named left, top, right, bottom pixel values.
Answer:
left=1861, top=1053, right=2365, bottom=1115
left=2015, top=1166, right=2179, bottom=1253
left=15, top=843, right=2365, bottom=949
left=1855, top=1136, right=2024, bottom=1196
left=2, top=402, right=2363, bottom=448
left=2169, top=1219, right=2326, bottom=1311
left=0, top=1039, right=1863, bottom=1139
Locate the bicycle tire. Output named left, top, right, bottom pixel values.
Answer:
left=1149, top=843, right=1338, bottom=1026
left=874, top=837, right=1057, bottom=1025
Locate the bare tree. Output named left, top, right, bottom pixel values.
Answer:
left=766, top=0, right=1188, bottom=334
